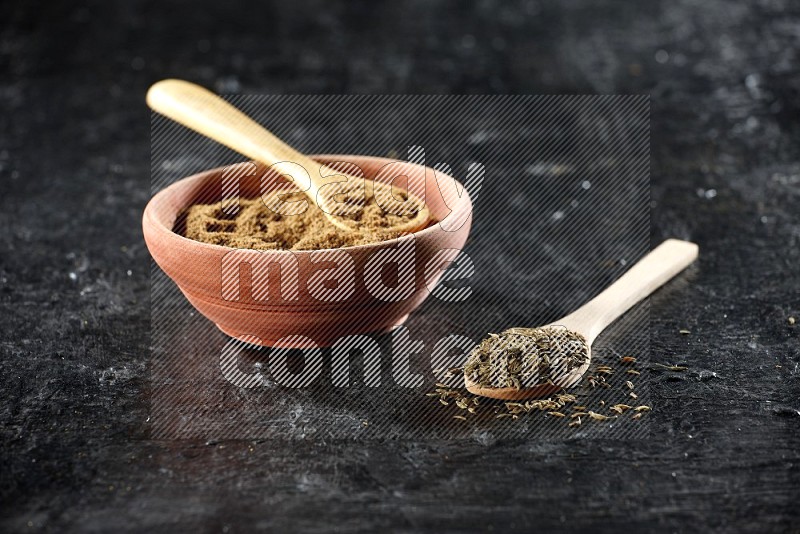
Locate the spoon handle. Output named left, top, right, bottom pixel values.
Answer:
left=554, top=239, right=699, bottom=342
left=146, top=79, right=325, bottom=200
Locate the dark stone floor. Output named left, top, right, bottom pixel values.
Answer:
left=1, top=0, right=798, bottom=532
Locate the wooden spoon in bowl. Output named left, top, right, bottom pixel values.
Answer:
left=465, top=239, right=699, bottom=400
left=146, top=79, right=430, bottom=233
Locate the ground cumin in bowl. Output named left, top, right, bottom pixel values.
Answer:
left=183, top=191, right=410, bottom=251
left=143, top=155, right=473, bottom=347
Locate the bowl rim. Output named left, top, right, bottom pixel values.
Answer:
left=144, top=154, right=474, bottom=255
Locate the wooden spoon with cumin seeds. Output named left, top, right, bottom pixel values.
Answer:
left=465, top=239, right=699, bottom=400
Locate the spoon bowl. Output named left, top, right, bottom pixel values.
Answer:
left=464, top=346, right=591, bottom=400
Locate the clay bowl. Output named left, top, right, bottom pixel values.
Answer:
left=143, top=155, right=473, bottom=348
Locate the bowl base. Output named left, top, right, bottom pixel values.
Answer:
left=215, top=313, right=411, bottom=348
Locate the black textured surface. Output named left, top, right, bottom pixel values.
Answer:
left=1, top=1, right=799, bottom=532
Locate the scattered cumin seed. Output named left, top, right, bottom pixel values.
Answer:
left=588, top=411, right=616, bottom=421
left=679, top=329, right=691, bottom=335
left=653, top=363, right=688, bottom=371
left=429, top=343, right=659, bottom=426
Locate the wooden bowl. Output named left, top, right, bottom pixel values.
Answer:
left=143, top=155, right=473, bottom=348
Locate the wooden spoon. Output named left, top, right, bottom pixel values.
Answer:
left=465, top=239, right=699, bottom=400
left=146, top=79, right=430, bottom=233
